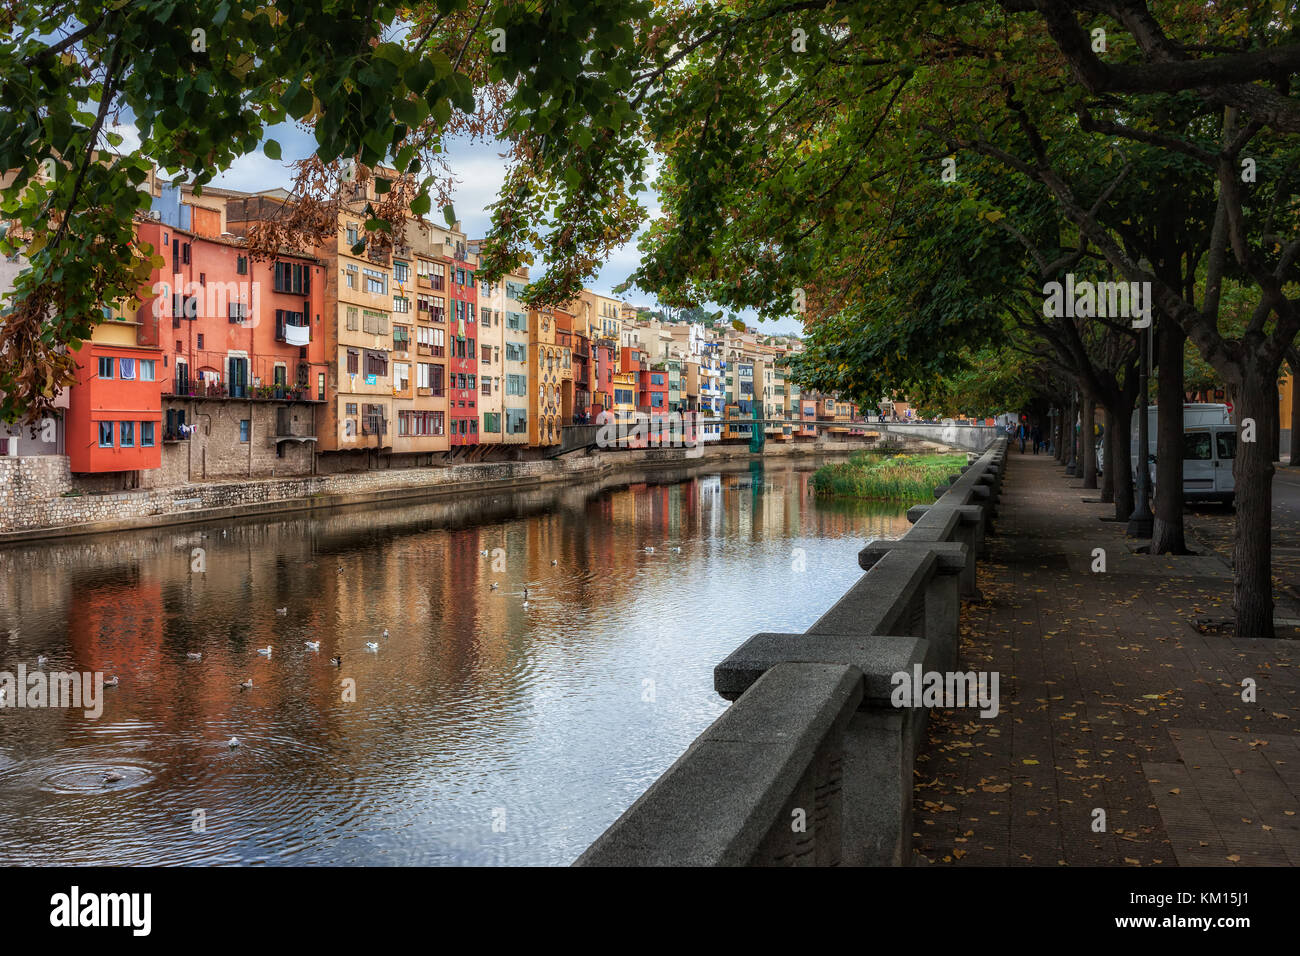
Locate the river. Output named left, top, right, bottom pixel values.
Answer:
left=0, top=457, right=912, bottom=865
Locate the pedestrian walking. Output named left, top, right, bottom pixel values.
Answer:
left=1030, top=422, right=1042, bottom=454
left=1016, top=420, right=1028, bottom=453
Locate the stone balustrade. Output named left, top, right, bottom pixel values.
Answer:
left=576, top=438, right=1008, bottom=866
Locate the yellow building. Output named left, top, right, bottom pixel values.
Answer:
left=527, top=306, right=573, bottom=446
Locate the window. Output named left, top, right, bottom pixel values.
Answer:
left=237, top=255, right=248, bottom=275
left=140, top=360, right=156, bottom=381
left=97, top=356, right=114, bottom=379
left=274, top=261, right=310, bottom=294
left=433, top=297, right=446, bottom=321
left=417, top=294, right=433, bottom=316
left=506, top=343, right=526, bottom=362
left=364, top=350, right=388, bottom=376
left=362, top=310, right=388, bottom=335
left=481, top=378, right=492, bottom=395
left=119, top=421, right=134, bottom=447
left=118, top=357, right=136, bottom=380
left=346, top=306, right=359, bottom=331
left=393, top=325, right=410, bottom=350
left=228, top=302, right=249, bottom=323
left=141, top=421, right=155, bottom=447
left=393, top=362, right=410, bottom=391
left=393, top=261, right=409, bottom=283
left=417, top=362, right=444, bottom=395
left=98, top=421, right=114, bottom=447
left=1216, top=431, right=1236, bottom=460
left=239, top=419, right=250, bottom=443
left=393, top=296, right=410, bottom=314
left=345, top=403, right=358, bottom=416
left=506, top=311, right=525, bottom=330
left=363, top=268, right=387, bottom=295
left=197, top=334, right=204, bottom=350
left=506, top=373, right=527, bottom=396
left=1183, top=431, right=1213, bottom=461
left=345, top=265, right=358, bottom=289
left=398, top=409, right=444, bottom=436
left=347, top=349, right=359, bottom=375
left=318, top=372, right=325, bottom=401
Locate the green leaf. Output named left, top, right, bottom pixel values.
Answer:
left=264, top=139, right=282, bottom=161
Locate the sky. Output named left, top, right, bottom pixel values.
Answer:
left=190, top=119, right=806, bottom=336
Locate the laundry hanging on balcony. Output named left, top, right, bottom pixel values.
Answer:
left=283, top=324, right=310, bottom=347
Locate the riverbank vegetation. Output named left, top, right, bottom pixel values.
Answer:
left=811, top=452, right=966, bottom=503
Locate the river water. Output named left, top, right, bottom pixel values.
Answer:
left=0, top=457, right=911, bottom=865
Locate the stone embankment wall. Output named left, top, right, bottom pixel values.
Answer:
left=0, top=440, right=861, bottom=541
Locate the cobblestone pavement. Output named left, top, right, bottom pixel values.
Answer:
left=911, top=452, right=1300, bottom=866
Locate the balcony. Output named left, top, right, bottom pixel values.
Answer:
left=275, top=317, right=310, bottom=346
left=164, top=378, right=317, bottom=403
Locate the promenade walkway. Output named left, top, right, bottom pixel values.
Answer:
left=912, top=452, right=1300, bottom=866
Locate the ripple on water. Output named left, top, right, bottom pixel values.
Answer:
left=34, top=759, right=156, bottom=794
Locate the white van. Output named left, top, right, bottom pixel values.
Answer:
left=1128, top=404, right=1235, bottom=505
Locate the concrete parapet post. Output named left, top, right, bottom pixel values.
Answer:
left=715, top=633, right=931, bottom=866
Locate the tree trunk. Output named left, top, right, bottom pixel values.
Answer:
left=1105, top=401, right=1134, bottom=518
left=1081, top=396, right=1097, bottom=489
left=1290, top=356, right=1300, bottom=467
left=1056, top=402, right=1067, bottom=463
left=1150, top=321, right=1187, bottom=554
left=1231, top=371, right=1277, bottom=638
left=1065, top=394, right=1078, bottom=472
left=1100, top=406, right=1115, bottom=503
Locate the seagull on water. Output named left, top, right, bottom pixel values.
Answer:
left=490, top=582, right=499, bottom=590
left=228, top=737, right=240, bottom=748
left=103, top=772, right=124, bottom=784
left=645, top=546, right=655, bottom=553
left=330, top=655, right=343, bottom=666
left=187, top=652, right=202, bottom=661
left=275, top=607, right=288, bottom=615
left=382, top=629, right=389, bottom=638
left=104, top=676, right=119, bottom=687
left=366, top=642, right=379, bottom=651
left=671, top=546, right=681, bottom=553
left=305, top=640, right=321, bottom=651
left=480, top=549, right=490, bottom=556
left=551, top=559, right=558, bottom=566
left=257, top=646, right=272, bottom=657
left=36, top=654, right=48, bottom=667
left=239, top=678, right=253, bottom=689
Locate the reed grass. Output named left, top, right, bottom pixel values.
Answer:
left=811, top=451, right=967, bottom=503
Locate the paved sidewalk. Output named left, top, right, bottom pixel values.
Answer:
left=912, top=452, right=1300, bottom=866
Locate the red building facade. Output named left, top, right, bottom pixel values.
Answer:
left=447, top=253, right=479, bottom=445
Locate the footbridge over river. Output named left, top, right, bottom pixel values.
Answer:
left=551, top=420, right=998, bottom=458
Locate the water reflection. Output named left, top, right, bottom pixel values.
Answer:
left=0, top=457, right=910, bottom=865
